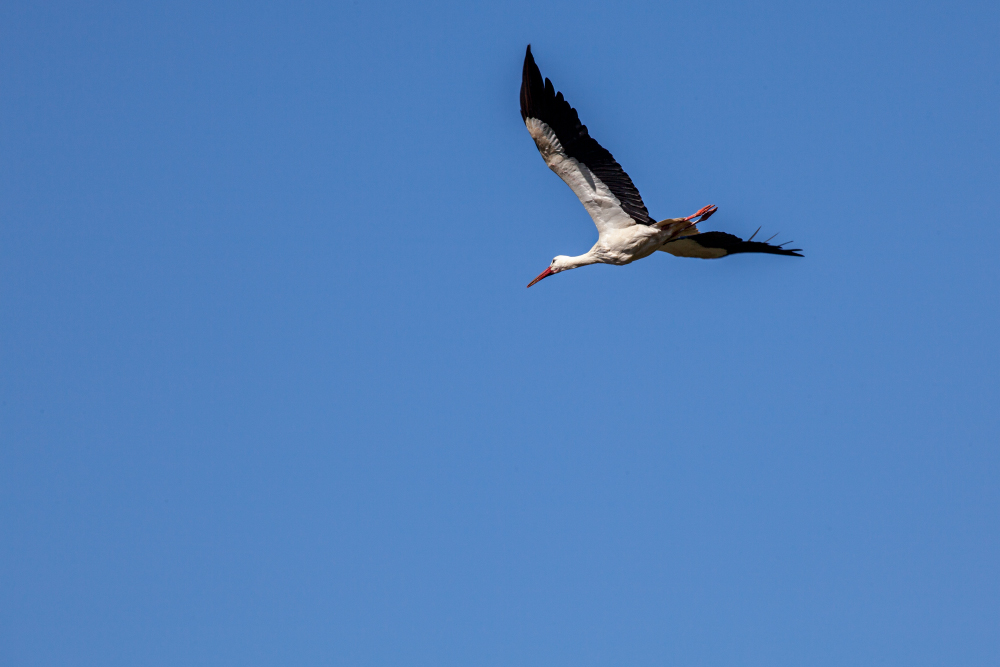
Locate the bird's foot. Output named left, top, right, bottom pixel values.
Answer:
left=683, top=204, right=718, bottom=223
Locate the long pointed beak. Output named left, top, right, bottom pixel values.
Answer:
left=527, top=267, right=554, bottom=288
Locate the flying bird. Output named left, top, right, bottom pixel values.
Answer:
left=520, top=45, right=801, bottom=288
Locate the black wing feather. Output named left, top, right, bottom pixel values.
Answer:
left=693, top=231, right=803, bottom=257
left=520, top=45, right=655, bottom=226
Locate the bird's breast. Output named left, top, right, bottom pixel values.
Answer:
left=594, top=227, right=667, bottom=265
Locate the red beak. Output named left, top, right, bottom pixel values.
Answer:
left=527, top=267, right=554, bottom=288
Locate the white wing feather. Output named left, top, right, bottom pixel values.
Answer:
left=526, top=118, right=636, bottom=236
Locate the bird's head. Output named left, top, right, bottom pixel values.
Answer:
left=527, top=255, right=572, bottom=288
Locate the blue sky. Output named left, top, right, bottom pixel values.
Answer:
left=2, top=0, right=998, bottom=665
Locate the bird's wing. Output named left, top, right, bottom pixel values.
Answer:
left=660, top=230, right=803, bottom=259
left=520, top=45, right=655, bottom=235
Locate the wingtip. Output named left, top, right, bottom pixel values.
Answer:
left=523, top=45, right=537, bottom=68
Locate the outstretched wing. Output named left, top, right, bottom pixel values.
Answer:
left=660, top=230, right=803, bottom=259
left=520, top=45, right=655, bottom=235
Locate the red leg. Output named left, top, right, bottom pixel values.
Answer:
left=683, top=204, right=718, bottom=223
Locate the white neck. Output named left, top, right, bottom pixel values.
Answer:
left=557, top=250, right=601, bottom=271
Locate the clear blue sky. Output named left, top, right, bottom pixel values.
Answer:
left=2, top=1, right=998, bottom=665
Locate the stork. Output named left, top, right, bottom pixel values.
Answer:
left=521, top=45, right=802, bottom=288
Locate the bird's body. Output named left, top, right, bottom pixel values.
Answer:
left=520, top=45, right=801, bottom=287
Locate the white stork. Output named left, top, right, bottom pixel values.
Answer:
left=521, top=45, right=802, bottom=288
